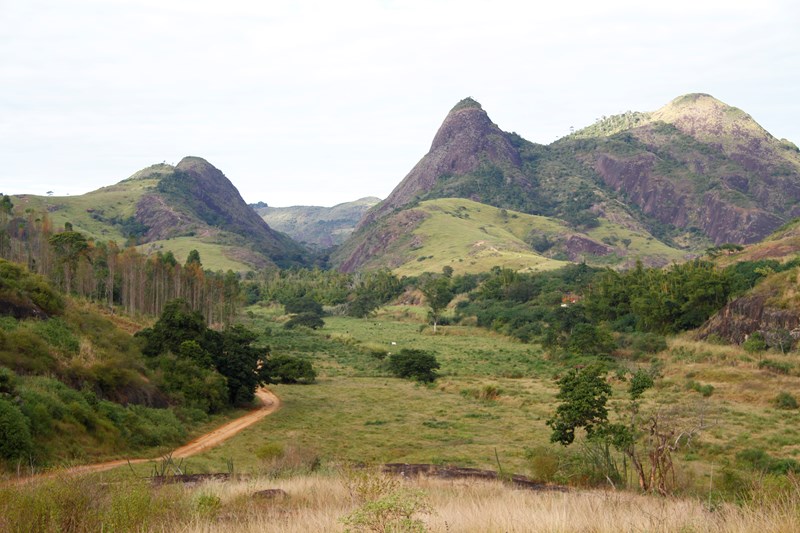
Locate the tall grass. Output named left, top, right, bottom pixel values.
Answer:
left=8, top=471, right=796, bottom=532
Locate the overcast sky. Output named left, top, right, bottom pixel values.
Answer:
left=2, top=0, right=798, bottom=207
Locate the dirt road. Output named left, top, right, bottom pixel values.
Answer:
left=34, top=388, right=281, bottom=477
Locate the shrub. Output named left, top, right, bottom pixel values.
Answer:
left=388, top=349, right=440, bottom=383
left=758, top=358, right=792, bottom=375
left=261, top=354, right=316, bottom=384
left=742, top=332, right=767, bottom=353
left=284, top=297, right=323, bottom=316
left=0, top=397, right=33, bottom=460
left=774, top=391, right=798, bottom=410
left=256, top=442, right=285, bottom=461
left=630, top=332, right=668, bottom=354
left=284, top=312, right=324, bottom=330
left=686, top=380, right=715, bottom=397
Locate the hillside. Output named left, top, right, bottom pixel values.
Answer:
left=338, top=198, right=687, bottom=275
left=566, top=93, right=800, bottom=245
left=254, top=197, right=379, bottom=248
left=336, top=94, right=800, bottom=272
left=11, top=157, right=306, bottom=271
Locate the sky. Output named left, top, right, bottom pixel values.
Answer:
left=1, top=0, right=798, bottom=207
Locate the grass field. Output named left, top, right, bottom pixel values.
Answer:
left=155, top=302, right=800, bottom=495
left=8, top=300, right=800, bottom=531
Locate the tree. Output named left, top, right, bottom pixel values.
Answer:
left=420, top=276, right=453, bottom=334
left=260, top=354, right=316, bottom=384
left=388, top=349, right=440, bottom=383
left=547, top=366, right=712, bottom=494
left=215, top=324, right=263, bottom=406
left=48, top=230, right=89, bottom=293
left=284, top=296, right=323, bottom=316
left=546, top=365, right=611, bottom=446
left=567, top=323, right=616, bottom=357
left=185, top=249, right=202, bottom=267
left=137, top=299, right=207, bottom=357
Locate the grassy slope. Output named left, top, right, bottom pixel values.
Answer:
left=12, top=178, right=157, bottom=242
left=714, top=218, right=800, bottom=267
left=11, top=176, right=256, bottom=273
left=136, top=237, right=249, bottom=272
left=391, top=198, right=685, bottom=276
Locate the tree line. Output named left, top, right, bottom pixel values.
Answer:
left=0, top=195, right=240, bottom=324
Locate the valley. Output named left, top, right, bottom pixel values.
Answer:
left=2, top=93, right=800, bottom=531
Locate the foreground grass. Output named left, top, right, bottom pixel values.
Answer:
left=3, top=471, right=800, bottom=532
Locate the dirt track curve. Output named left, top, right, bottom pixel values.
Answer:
left=29, top=388, right=281, bottom=478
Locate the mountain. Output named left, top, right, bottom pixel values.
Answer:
left=335, top=94, right=800, bottom=273
left=254, top=197, right=380, bottom=248
left=11, top=157, right=306, bottom=271
left=567, top=93, right=800, bottom=245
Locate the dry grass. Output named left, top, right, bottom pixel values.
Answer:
left=176, top=473, right=800, bottom=533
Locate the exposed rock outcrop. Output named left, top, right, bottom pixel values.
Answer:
left=359, top=98, right=523, bottom=228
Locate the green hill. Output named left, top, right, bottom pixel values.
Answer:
left=11, top=158, right=306, bottom=272
left=338, top=198, right=686, bottom=276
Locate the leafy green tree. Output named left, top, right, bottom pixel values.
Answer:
left=185, top=249, right=202, bottom=267
left=0, top=367, right=16, bottom=397
left=215, top=325, right=263, bottom=405
left=421, top=276, right=454, bottom=334
left=567, top=323, right=616, bottom=357
left=284, top=296, right=323, bottom=316
left=546, top=365, right=611, bottom=445
left=137, top=299, right=207, bottom=357
left=388, top=349, right=440, bottom=383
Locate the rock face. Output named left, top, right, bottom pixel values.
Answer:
left=588, top=94, right=800, bottom=245
left=339, top=209, right=427, bottom=272
left=593, top=153, right=784, bottom=244
left=700, top=293, right=800, bottom=345
left=136, top=157, right=306, bottom=267
left=359, top=98, right=523, bottom=227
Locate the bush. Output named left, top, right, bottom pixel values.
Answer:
left=686, top=379, right=714, bottom=397
left=758, top=358, right=793, bottom=374
left=0, top=397, right=33, bottom=460
left=630, top=332, right=668, bottom=354
left=284, top=297, right=323, bottom=316
left=743, top=332, right=767, bottom=353
left=261, top=355, right=316, bottom=384
left=388, top=349, right=440, bottom=383
left=774, top=391, right=798, bottom=410
left=284, top=312, right=324, bottom=330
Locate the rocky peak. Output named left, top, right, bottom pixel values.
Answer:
left=650, top=93, right=772, bottom=148
left=359, top=98, right=522, bottom=227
